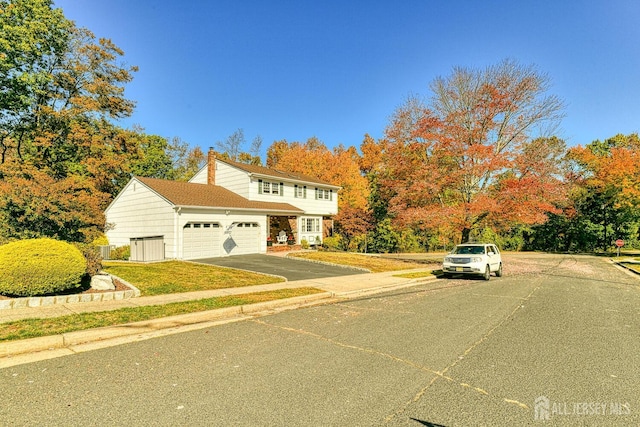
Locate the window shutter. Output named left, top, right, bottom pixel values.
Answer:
left=280, top=182, right=284, bottom=196
left=294, top=184, right=298, bottom=198
left=258, top=179, right=263, bottom=194
left=315, top=188, right=318, bottom=199
left=330, top=189, right=333, bottom=201
left=303, top=186, right=307, bottom=198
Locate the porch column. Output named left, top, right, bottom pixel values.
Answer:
left=288, top=216, right=299, bottom=243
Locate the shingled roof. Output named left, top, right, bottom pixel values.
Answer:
left=137, top=177, right=303, bottom=213
left=218, top=158, right=340, bottom=188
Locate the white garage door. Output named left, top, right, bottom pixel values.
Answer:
left=224, top=222, right=260, bottom=255
left=183, top=222, right=221, bottom=259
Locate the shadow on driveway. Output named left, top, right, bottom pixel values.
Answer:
left=196, top=254, right=367, bottom=281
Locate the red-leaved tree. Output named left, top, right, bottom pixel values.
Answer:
left=382, top=60, right=567, bottom=242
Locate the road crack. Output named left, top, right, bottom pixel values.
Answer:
left=382, top=284, right=542, bottom=424
left=252, top=286, right=539, bottom=426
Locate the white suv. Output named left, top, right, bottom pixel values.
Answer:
left=442, top=243, right=502, bottom=280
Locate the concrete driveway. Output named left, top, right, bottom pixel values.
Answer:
left=195, top=254, right=366, bottom=281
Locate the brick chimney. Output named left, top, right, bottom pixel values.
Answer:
left=207, top=148, right=216, bottom=185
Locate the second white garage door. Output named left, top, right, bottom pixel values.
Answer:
left=224, top=222, right=260, bottom=255
left=183, top=222, right=221, bottom=259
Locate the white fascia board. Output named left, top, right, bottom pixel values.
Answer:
left=173, top=205, right=303, bottom=215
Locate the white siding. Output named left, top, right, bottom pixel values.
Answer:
left=189, top=161, right=251, bottom=197
left=105, top=179, right=176, bottom=257
left=214, top=162, right=250, bottom=197
left=190, top=161, right=338, bottom=217
left=249, top=178, right=338, bottom=216
left=189, top=167, right=207, bottom=184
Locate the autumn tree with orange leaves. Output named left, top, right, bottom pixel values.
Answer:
left=266, top=137, right=373, bottom=246
left=381, top=60, right=567, bottom=243
left=559, top=133, right=640, bottom=250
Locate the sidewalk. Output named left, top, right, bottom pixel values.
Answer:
left=0, top=269, right=437, bottom=366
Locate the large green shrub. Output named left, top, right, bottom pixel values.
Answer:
left=91, top=234, right=110, bottom=246
left=322, top=235, right=343, bottom=251
left=0, top=238, right=87, bottom=297
left=109, top=245, right=130, bottom=261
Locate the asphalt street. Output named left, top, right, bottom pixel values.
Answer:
left=1, top=254, right=638, bottom=426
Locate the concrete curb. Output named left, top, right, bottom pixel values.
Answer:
left=329, top=276, right=438, bottom=298
left=0, top=292, right=333, bottom=360
left=611, top=259, right=640, bottom=276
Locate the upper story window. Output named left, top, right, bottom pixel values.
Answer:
left=294, top=185, right=307, bottom=198
left=315, top=188, right=333, bottom=201
left=258, top=180, right=283, bottom=196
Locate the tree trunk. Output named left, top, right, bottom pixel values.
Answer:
left=461, top=227, right=471, bottom=243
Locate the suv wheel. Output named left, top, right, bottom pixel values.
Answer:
left=496, top=263, right=503, bottom=277
left=483, top=265, right=490, bottom=281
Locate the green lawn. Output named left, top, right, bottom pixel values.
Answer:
left=621, top=262, right=640, bottom=274
left=0, top=288, right=322, bottom=342
left=103, top=260, right=284, bottom=295
left=392, top=271, right=437, bottom=279
left=288, top=251, right=432, bottom=273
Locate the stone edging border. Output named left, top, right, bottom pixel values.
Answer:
left=0, top=274, right=141, bottom=311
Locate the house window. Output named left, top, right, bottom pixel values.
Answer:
left=303, top=218, right=320, bottom=233
left=259, top=180, right=283, bottom=196
left=295, top=185, right=306, bottom=198
left=315, top=188, right=332, bottom=201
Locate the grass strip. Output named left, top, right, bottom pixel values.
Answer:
left=103, top=260, right=284, bottom=295
left=620, top=263, right=640, bottom=274
left=0, top=287, right=323, bottom=342
left=392, top=271, right=435, bottom=279
left=289, top=252, right=428, bottom=272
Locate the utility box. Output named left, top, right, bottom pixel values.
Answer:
left=97, top=245, right=116, bottom=260
left=130, top=236, right=164, bottom=262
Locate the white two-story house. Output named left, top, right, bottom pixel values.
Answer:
left=104, top=149, right=340, bottom=261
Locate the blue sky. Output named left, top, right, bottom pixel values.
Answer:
left=54, top=0, right=640, bottom=156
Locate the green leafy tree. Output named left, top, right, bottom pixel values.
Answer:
left=0, top=0, right=138, bottom=242
left=0, top=0, right=72, bottom=157
left=169, top=139, right=205, bottom=181
left=528, top=133, right=640, bottom=252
